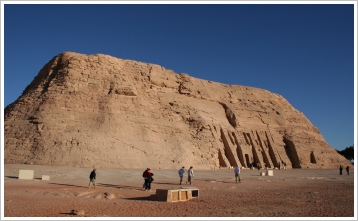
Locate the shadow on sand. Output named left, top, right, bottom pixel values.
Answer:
left=58, top=212, right=76, bottom=216
left=49, top=182, right=85, bottom=188
left=123, top=196, right=154, bottom=201
left=5, top=176, right=18, bottom=179
left=97, top=183, right=144, bottom=191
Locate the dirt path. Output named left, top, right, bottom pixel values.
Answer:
left=2, top=164, right=355, bottom=218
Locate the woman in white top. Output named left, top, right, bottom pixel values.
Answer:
left=187, top=166, right=194, bottom=185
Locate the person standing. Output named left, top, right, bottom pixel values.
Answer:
left=142, top=168, right=153, bottom=191
left=346, top=166, right=350, bottom=175
left=88, top=168, right=96, bottom=189
left=257, top=163, right=261, bottom=170
left=178, top=166, right=185, bottom=185
left=278, top=162, right=281, bottom=170
left=339, top=165, right=343, bottom=175
left=142, top=168, right=147, bottom=189
left=234, top=166, right=241, bottom=183
left=283, top=162, right=287, bottom=170
left=187, top=166, right=194, bottom=185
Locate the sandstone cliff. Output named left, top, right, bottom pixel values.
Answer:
left=4, top=52, right=351, bottom=169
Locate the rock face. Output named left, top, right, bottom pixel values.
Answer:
left=4, top=52, right=351, bottom=169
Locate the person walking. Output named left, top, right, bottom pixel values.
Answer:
left=346, top=166, right=350, bottom=175
left=339, top=165, right=343, bottom=175
left=234, top=166, right=241, bottom=183
left=142, top=168, right=153, bottom=191
left=187, top=166, right=194, bottom=185
left=178, top=166, right=185, bottom=185
left=88, top=168, right=96, bottom=189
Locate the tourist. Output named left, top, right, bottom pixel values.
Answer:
left=142, top=168, right=153, bottom=191
left=278, top=162, right=281, bottom=170
left=283, top=162, right=287, bottom=170
left=257, top=162, right=261, bottom=170
left=250, top=163, right=254, bottom=170
left=339, top=165, right=343, bottom=175
left=187, top=166, right=194, bottom=185
left=142, top=168, right=147, bottom=189
left=346, top=166, right=350, bottom=175
left=178, top=166, right=185, bottom=185
left=88, top=168, right=96, bottom=189
left=234, top=166, right=241, bottom=183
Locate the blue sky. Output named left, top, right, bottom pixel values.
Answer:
left=2, top=2, right=355, bottom=151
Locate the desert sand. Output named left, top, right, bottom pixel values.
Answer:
left=2, top=164, right=355, bottom=218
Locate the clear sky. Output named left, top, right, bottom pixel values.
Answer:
left=2, top=2, right=356, bottom=151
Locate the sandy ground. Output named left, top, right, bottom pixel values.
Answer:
left=2, top=164, right=356, bottom=218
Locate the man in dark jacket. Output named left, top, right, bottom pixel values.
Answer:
left=88, top=168, right=96, bottom=189
left=142, top=168, right=153, bottom=191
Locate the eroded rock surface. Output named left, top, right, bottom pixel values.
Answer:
left=4, top=52, right=351, bottom=169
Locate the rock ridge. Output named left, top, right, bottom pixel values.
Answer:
left=4, top=52, right=351, bottom=169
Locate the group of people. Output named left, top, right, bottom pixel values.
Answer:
left=249, top=162, right=287, bottom=170
left=277, top=162, right=287, bottom=170
left=339, top=165, right=350, bottom=175
left=88, top=165, right=243, bottom=190
left=181, top=165, right=241, bottom=185
left=86, top=163, right=352, bottom=191
left=178, top=166, right=194, bottom=185
left=87, top=167, right=156, bottom=191
left=142, top=166, right=195, bottom=191
left=142, top=168, right=154, bottom=191
left=87, top=166, right=195, bottom=190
